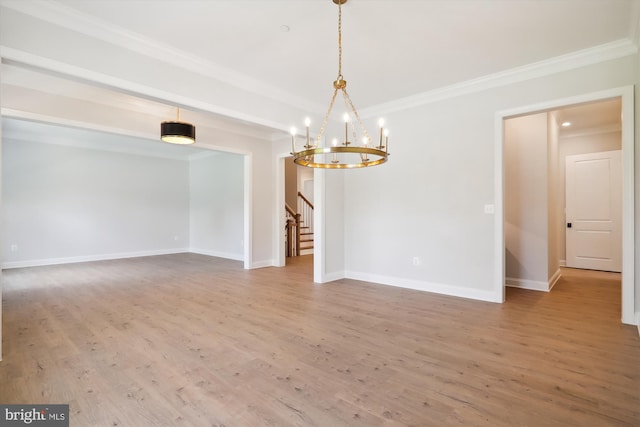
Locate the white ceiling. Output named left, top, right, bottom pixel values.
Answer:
left=0, top=0, right=637, bottom=152
left=48, top=0, right=638, bottom=110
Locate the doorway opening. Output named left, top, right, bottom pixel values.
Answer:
left=284, top=156, right=315, bottom=263
left=495, top=87, right=634, bottom=324
left=275, top=155, right=317, bottom=274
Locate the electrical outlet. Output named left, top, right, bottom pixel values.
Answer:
left=484, top=204, right=495, bottom=214
left=173, top=235, right=179, bottom=241
left=412, top=256, right=421, bottom=266
left=10, top=244, right=18, bottom=252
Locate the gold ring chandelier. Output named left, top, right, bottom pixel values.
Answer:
left=290, top=0, right=390, bottom=169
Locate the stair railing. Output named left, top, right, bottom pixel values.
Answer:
left=297, top=191, right=314, bottom=234
left=285, top=203, right=301, bottom=257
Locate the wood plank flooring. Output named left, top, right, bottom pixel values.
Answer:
left=0, top=254, right=638, bottom=426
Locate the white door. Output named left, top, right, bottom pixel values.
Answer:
left=565, top=150, right=621, bottom=272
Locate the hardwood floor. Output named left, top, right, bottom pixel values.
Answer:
left=0, top=254, right=638, bottom=426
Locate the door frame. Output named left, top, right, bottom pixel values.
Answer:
left=494, top=86, right=635, bottom=324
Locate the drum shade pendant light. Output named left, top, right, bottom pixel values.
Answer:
left=291, top=0, right=390, bottom=169
left=161, top=108, right=196, bottom=145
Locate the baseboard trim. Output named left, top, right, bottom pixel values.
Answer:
left=636, top=312, right=640, bottom=337
left=559, top=259, right=567, bottom=267
left=318, top=271, right=345, bottom=283
left=1, top=248, right=190, bottom=269
left=506, top=276, right=550, bottom=292
left=189, top=248, right=243, bottom=261
left=344, top=271, right=499, bottom=303
left=548, top=268, right=562, bottom=290
left=249, top=260, right=274, bottom=269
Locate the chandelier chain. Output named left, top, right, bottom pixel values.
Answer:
left=343, top=89, right=372, bottom=143
left=337, top=1, right=342, bottom=79
left=315, top=88, right=340, bottom=145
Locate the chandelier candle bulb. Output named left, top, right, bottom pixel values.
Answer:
left=305, top=117, right=311, bottom=147
left=384, top=129, right=389, bottom=152
left=343, top=113, right=350, bottom=145
left=332, top=138, right=339, bottom=163
left=378, top=119, right=385, bottom=148
left=362, top=137, right=370, bottom=161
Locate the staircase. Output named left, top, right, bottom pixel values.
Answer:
left=299, top=226, right=314, bottom=255
left=285, top=192, right=314, bottom=257
left=298, top=191, right=314, bottom=255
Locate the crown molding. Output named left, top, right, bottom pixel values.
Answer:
left=360, top=39, right=638, bottom=118
left=0, top=0, right=323, bottom=115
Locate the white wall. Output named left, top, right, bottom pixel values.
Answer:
left=344, top=92, right=496, bottom=300
left=189, top=152, right=244, bottom=260
left=0, top=92, right=276, bottom=268
left=3, top=135, right=248, bottom=268
left=344, top=55, right=637, bottom=302
left=323, top=170, right=344, bottom=278
left=247, top=141, right=276, bottom=267
left=504, top=113, right=549, bottom=285
left=2, top=138, right=190, bottom=267
left=297, top=165, right=314, bottom=202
